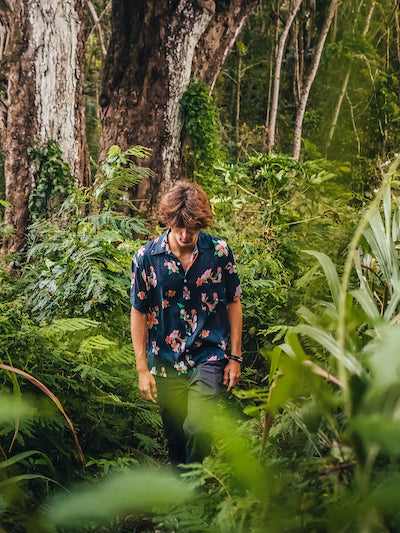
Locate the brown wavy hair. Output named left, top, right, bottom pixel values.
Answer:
left=158, top=180, right=213, bottom=229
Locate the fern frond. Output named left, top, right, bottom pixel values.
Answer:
left=43, top=318, right=100, bottom=335
left=79, top=335, right=116, bottom=353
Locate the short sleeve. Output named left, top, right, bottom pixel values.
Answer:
left=223, top=246, right=242, bottom=303
left=130, top=250, right=150, bottom=313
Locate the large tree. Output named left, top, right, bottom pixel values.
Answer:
left=0, top=0, right=89, bottom=255
left=99, top=0, right=257, bottom=207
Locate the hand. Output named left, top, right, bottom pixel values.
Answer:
left=138, top=370, right=158, bottom=403
left=223, top=360, right=241, bottom=393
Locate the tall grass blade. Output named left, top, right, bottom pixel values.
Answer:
left=0, top=364, right=85, bottom=465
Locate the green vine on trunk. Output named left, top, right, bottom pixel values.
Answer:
left=28, top=140, right=74, bottom=221
left=180, top=81, right=222, bottom=185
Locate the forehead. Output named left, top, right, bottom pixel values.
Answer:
left=171, top=225, right=200, bottom=232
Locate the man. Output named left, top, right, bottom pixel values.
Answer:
left=130, top=180, right=242, bottom=466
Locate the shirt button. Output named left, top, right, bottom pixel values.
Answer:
left=184, top=278, right=187, bottom=283
left=177, top=262, right=181, bottom=266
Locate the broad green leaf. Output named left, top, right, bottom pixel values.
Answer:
left=371, top=475, right=400, bottom=512
left=367, top=325, right=400, bottom=388
left=0, top=474, right=57, bottom=489
left=303, top=250, right=341, bottom=309
left=269, top=346, right=281, bottom=384
left=293, top=324, right=362, bottom=375
left=383, top=283, right=400, bottom=320
left=351, top=289, right=380, bottom=322
left=0, top=450, right=54, bottom=475
left=352, top=415, right=400, bottom=455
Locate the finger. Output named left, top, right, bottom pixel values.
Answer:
left=223, top=369, right=229, bottom=385
left=227, top=372, right=235, bottom=392
left=150, top=380, right=158, bottom=402
left=140, top=386, right=156, bottom=403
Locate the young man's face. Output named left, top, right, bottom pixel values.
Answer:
left=169, top=226, right=200, bottom=252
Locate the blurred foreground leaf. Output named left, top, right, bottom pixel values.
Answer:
left=46, top=468, right=194, bottom=527
left=0, top=395, right=35, bottom=424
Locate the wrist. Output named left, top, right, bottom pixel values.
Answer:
left=228, top=354, right=243, bottom=364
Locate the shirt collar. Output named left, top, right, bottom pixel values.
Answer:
left=150, top=230, right=212, bottom=255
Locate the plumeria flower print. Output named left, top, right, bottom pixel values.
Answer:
left=164, top=259, right=180, bottom=274
left=225, top=262, right=237, bottom=274
left=214, top=239, right=229, bottom=257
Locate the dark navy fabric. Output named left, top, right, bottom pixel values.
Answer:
left=130, top=231, right=242, bottom=376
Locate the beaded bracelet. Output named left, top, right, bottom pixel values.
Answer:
left=228, top=354, right=243, bottom=364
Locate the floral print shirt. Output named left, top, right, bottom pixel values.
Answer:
left=130, top=231, right=242, bottom=376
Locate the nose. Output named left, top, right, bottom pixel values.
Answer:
left=181, top=228, right=189, bottom=240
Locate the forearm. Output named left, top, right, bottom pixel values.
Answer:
left=130, top=307, right=148, bottom=373
left=227, top=299, right=242, bottom=356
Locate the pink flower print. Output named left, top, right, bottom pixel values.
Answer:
left=171, top=339, right=180, bottom=352
left=165, top=329, right=180, bottom=344
left=196, top=268, right=213, bottom=287
left=151, top=341, right=160, bottom=355
left=137, top=245, right=145, bottom=257
left=195, top=340, right=203, bottom=347
left=148, top=266, right=157, bottom=288
left=131, top=271, right=136, bottom=288
left=150, top=366, right=156, bottom=375
left=183, top=286, right=190, bottom=300
left=207, top=355, right=218, bottom=361
left=189, top=309, right=197, bottom=332
left=233, top=285, right=242, bottom=300
left=161, top=366, right=167, bottom=377
left=201, top=292, right=219, bottom=313
left=174, top=361, right=188, bottom=373
left=225, top=262, right=237, bottom=274
left=137, top=291, right=146, bottom=300
left=147, top=308, right=159, bottom=329
left=215, top=239, right=228, bottom=257
left=165, top=259, right=179, bottom=274
left=168, top=290, right=176, bottom=297
left=201, top=329, right=210, bottom=338
left=162, top=299, right=169, bottom=309
left=218, top=340, right=227, bottom=351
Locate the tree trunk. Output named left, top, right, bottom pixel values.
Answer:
left=1, top=0, right=89, bottom=255
left=325, top=1, right=375, bottom=155
left=99, top=0, right=257, bottom=208
left=267, top=0, right=303, bottom=152
left=293, top=0, right=338, bottom=160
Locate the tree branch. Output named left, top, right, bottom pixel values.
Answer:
left=87, top=0, right=107, bottom=57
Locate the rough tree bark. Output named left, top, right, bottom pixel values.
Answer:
left=1, top=0, right=90, bottom=255
left=99, top=0, right=257, bottom=208
left=293, top=0, right=338, bottom=160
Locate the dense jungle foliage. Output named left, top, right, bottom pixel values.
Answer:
left=1, top=0, right=400, bottom=532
